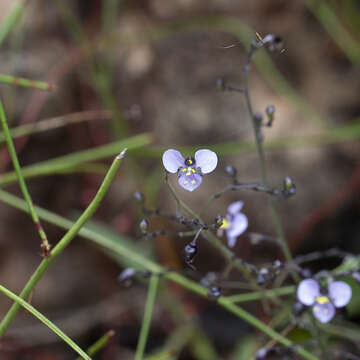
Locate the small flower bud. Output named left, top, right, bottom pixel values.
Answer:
left=300, top=268, right=312, bottom=278
left=133, top=191, right=144, bottom=201
left=225, top=165, right=237, bottom=177
left=254, top=112, right=263, bottom=126
left=272, top=260, right=283, bottom=269
left=139, top=219, right=149, bottom=234
left=200, top=272, right=218, bottom=288
left=216, top=78, right=226, bottom=92
left=255, top=348, right=268, bottom=360
left=293, top=301, right=305, bottom=316
left=265, top=105, right=275, bottom=127
left=262, top=34, right=283, bottom=52
left=118, top=268, right=136, bottom=286
left=352, top=272, right=360, bottom=283
left=283, top=176, right=296, bottom=197
left=208, top=285, right=221, bottom=300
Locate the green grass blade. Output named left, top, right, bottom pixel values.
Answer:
left=0, top=110, right=113, bottom=144
left=0, top=98, right=50, bottom=256
left=0, top=189, right=323, bottom=360
left=305, top=0, right=360, bottom=66
left=0, top=73, right=55, bottom=91
left=0, top=284, right=91, bottom=360
left=135, top=275, right=160, bottom=360
left=0, top=151, right=126, bottom=336
left=75, top=330, right=115, bottom=360
left=0, top=0, right=28, bottom=47
left=0, top=133, right=151, bottom=186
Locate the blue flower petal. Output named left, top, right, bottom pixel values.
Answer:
left=297, top=279, right=320, bottom=306
left=162, top=149, right=184, bottom=173
left=227, top=201, right=244, bottom=215
left=178, top=173, right=202, bottom=192
left=328, top=281, right=352, bottom=308
left=226, top=213, right=248, bottom=239
left=227, top=235, right=237, bottom=248
left=312, top=302, right=335, bottom=323
left=194, top=149, right=218, bottom=174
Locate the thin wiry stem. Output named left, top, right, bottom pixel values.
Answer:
left=242, top=52, right=296, bottom=273
left=0, top=188, right=329, bottom=360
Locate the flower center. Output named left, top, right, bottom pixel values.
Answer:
left=220, top=218, right=232, bottom=229
left=184, top=156, right=195, bottom=166
left=181, top=167, right=197, bottom=177
left=316, top=296, right=330, bottom=305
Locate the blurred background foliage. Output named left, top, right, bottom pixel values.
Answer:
left=0, top=0, right=360, bottom=359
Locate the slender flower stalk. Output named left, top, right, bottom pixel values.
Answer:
left=0, top=187, right=327, bottom=360
left=0, top=99, right=51, bottom=257
left=135, top=275, right=160, bottom=360
left=0, top=150, right=127, bottom=336
left=242, top=55, right=295, bottom=271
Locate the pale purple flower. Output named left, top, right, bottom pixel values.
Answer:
left=162, top=149, right=218, bottom=192
left=297, top=278, right=352, bottom=323
left=220, top=201, right=248, bottom=247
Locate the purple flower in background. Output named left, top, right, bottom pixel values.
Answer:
left=220, top=201, right=248, bottom=247
left=162, top=149, right=218, bottom=192
left=297, top=278, right=352, bottom=323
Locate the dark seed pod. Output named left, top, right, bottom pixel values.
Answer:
left=184, top=243, right=197, bottom=263
left=256, top=268, right=269, bottom=285
left=208, top=285, right=221, bottom=300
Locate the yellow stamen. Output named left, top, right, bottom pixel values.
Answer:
left=316, top=296, right=330, bottom=305
left=191, top=180, right=196, bottom=185
left=191, top=169, right=196, bottom=173
left=182, top=168, right=187, bottom=172
left=188, top=159, right=193, bottom=164
left=184, top=180, right=189, bottom=185
left=220, top=218, right=232, bottom=229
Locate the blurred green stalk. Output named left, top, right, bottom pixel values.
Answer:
left=0, top=284, right=91, bottom=360
left=0, top=150, right=126, bottom=336
left=0, top=73, right=55, bottom=91
left=0, top=187, right=327, bottom=360
left=0, top=0, right=28, bottom=47
left=135, top=275, right=160, bottom=360
left=0, top=98, right=51, bottom=256
left=75, top=330, right=115, bottom=360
